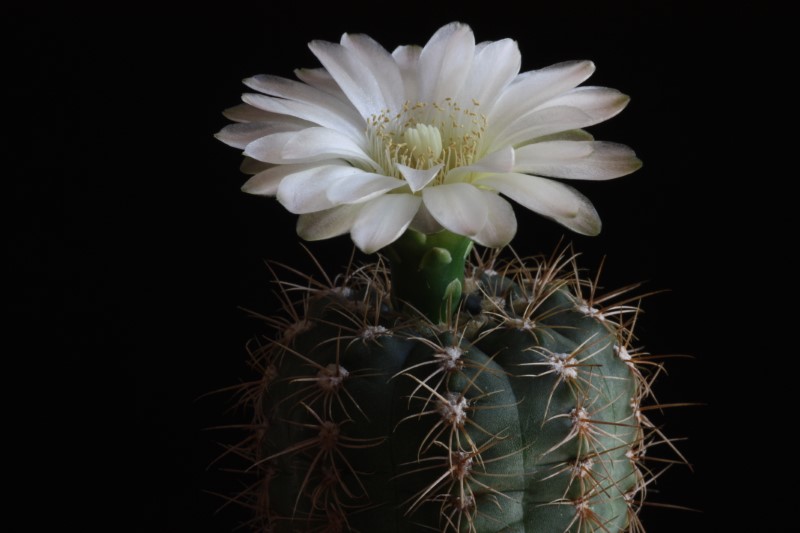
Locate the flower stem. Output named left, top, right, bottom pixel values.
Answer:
left=383, top=229, right=473, bottom=323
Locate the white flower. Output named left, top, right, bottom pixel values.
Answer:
left=217, top=22, right=641, bottom=253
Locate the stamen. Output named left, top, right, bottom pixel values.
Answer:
left=365, top=99, right=486, bottom=187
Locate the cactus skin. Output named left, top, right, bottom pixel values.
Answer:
left=243, top=249, right=652, bottom=532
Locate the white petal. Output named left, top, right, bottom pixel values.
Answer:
left=422, top=183, right=488, bottom=237
left=530, top=129, right=594, bottom=143
left=491, top=87, right=629, bottom=148
left=392, top=45, right=422, bottom=102
left=445, top=146, right=514, bottom=182
left=351, top=194, right=422, bottom=253
left=396, top=163, right=443, bottom=192
left=242, top=93, right=365, bottom=139
left=543, top=86, right=630, bottom=122
left=281, top=128, right=373, bottom=164
left=242, top=163, right=318, bottom=196
left=297, top=205, right=362, bottom=241
left=308, top=39, right=388, bottom=118
left=222, top=104, right=276, bottom=123
left=476, top=173, right=601, bottom=235
left=471, top=191, right=517, bottom=247
left=519, top=140, right=593, bottom=159
left=409, top=202, right=443, bottom=234
left=240, top=157, right=271, bottom=175
left=215, top=121, right=306, bottom=149
left=242, top=92, right=362, bottom=141
left=417, top=23, right=475, bottom=103
left=327, top=174, right=406, bottom=204
left=294, top=68, right=349, bottom=100
left=278, top=165, right=370, bottom=213
left=341, top=33, right=405, bottom=113
left=244, top=74, right=361, bottom=124
left=514, top=141, right=642, bottom=180
left=487, top=106, right=596, bottom=150
left=243, top=131, right=291, bottom=162
left=239, top=132, right=289, bottom=163
left=488, top=60, right=595, bottom=138
left=245, top=127, right=377, bottom=168
left=458, top=38, right=520, bottom=112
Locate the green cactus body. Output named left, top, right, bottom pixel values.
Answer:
left=246, top=245, right=648, bottom=532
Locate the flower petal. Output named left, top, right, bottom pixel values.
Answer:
left=530, top=129, right=595, bottom=143
left=215, top=120, right=307, bottom=149
left=476, top=173, right=601, bottom=235
left=241, top=131, right=298, bottom=163
left=487, top=106, right=596, bottom=150
left=222, top=104, right=277, bottom=123
left=446, top=146, right=515, bottom=182
left=327, top=174, right=406, bottom=204
left=278, top=165, right=372, bottom=213
left=308, top=39, right=389, bottom=119
left=492, top=87, right=630, bottom=148
left=245, top=127, right=378, bottom=168
left=293, top=68, right=349, bottom=100
left=392, top=45, right=422, bottom=102
left=422, top=183, right=488, bottom=236
left=351, top=194, right=422, bottom=253
left=242, top=163, right=318, bottom=196
left=341, top=33, right=405, bottom=113
left=515, top=141, right=642, bottom=180
left=543, top=86, right=630, bottom=122
left=240, top=157, right=271, bottom=175
left=396, top=163, right=444, bottom=192
left=242, top=92, right=362, bottom=141
left=458, top=38, right=520, bottom=112
left=408, top=202, right=442, bottom=234
left=488, top=60, right=595, bottom=138
left=297, top=205, right=362, bottom=241
left=471, top=191, right=517, bottom=247
left=244, top=74, right=361, bottom=127
left=417, top=22, right=475, bottom=103
left=281, top=128, right=372, bottom=163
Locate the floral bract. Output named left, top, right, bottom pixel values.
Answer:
left=217, top=22, right=641, bottom=253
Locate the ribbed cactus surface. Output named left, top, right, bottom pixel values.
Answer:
left=243, top=248, right=653, bottom=532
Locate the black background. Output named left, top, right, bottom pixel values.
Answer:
left=13, top=2, right=781, bottom=532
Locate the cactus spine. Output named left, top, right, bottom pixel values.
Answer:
left=237, top=236, right=658, bottom=532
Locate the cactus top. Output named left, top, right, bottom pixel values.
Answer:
left=217, top=22, right=641, bottom=253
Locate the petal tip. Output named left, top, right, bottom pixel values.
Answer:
left=616, top=92, right=632, bottom=109
left=240, top=181, right=258, bottom=194
left=576, top=207, right=602, bottom=236
left=585, top=222, right=602, bottom=236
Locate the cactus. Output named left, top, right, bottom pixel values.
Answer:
left=215, top=22, right=677, bottom=532
left=235, top=234, right=658, bottom=532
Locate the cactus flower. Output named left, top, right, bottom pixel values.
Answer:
left=217, top=22, right=641, bottom=254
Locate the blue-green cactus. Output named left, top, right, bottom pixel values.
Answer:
left=240, top=242, right=659, bottom=532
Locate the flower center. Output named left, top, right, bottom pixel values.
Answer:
left=366, top=99, right=487, bottom=187
left=402, top=123, right=443, bottom=166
